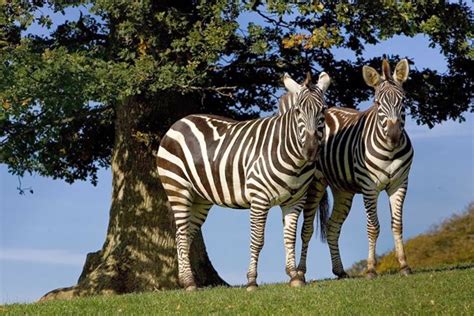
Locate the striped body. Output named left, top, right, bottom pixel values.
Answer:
left=279, top=60, right=414, bottom=278
left=318, top=105, right=413, bottom=195
left=158, top=74, right=329, bottom=290
left=158, top=112, right=316, bottom=210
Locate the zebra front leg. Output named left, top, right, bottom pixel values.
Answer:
left=327, top=190, right=355, bottom=278
left=387, top=184, right=411, bottom=276
left=282, top=205, right=304, bottom=287
left=246, top=205, right=269, bottom=291
left=363, top=192, right=381, bottom=279
left=297, top=205, right=315, bottom=280
left=297, top=180, right=327, bottom=279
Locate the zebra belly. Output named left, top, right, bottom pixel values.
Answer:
left=245, top=158, right=315, bottom=208
left=187, top=173, right=251, bottom=209
left=189, top=171, right=311, bottom=210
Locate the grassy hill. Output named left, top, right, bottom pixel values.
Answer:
left=2, top=268, right=474, bottom=315
left=377, top=203, right=474, bottom=274
left=3, top=204, right=473, bottom=314
left=348, top=203, right=474, bottom=276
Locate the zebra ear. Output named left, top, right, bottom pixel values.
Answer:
left=382, top=59, right=392, bottom=80
left=283, top=73, right=302, bottom=94
left=317, top=72, right=331, bottom=92
left=362, top=65, right=381, bottom=88
left=303, top=71, right=312, bottom=87
left=393, top=59, right=409, bottom=84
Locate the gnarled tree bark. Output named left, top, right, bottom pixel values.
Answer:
left=40, top=95, right=227, bottom=301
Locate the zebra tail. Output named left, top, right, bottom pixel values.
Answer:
left=318, top=190, right=330, bottom=242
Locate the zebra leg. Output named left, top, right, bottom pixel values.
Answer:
left=327, top=190, right=355, bottom=278
left=363, top=192, right=381, bottom=279
left=188, top=198, right=213, bottom=246
left=282, top=204, right=304, bottom=287
left=387, top=184, right=411, bottom=276
left=297, top=180, right=327, bottom=279
left=246, top=205, right=270, bottom=292
left=161, top=178, right=203, bottom=291
left=169, top=193, right=197, bottom=291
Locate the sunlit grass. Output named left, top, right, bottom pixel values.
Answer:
left=3, top=267, right=473, bottom=315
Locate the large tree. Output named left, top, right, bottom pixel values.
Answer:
left=1, top=1, right=472, bottom=300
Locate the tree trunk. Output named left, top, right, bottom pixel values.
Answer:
left=40, top=96, right=227, bottom=301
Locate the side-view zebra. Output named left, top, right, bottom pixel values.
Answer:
left=279, top=59, right=414, bottom=279
left=157, top=72, right=331, bottom=291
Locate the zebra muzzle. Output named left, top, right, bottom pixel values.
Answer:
left=387, top=118, right=402, bottom=147
left=303, top=130, right=319, bottom=162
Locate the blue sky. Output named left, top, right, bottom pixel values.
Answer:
left=1, top=7, right=473, bottom=304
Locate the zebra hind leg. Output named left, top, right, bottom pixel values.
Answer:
left=246, top=204, right=270, bottom=292
left=326, top=191, right=355, bottom=279
left=282, top=205, right=304, bottom=287
left=161, top=178, right=206, bottom=291
left=188, top=198, right=213, bottom=247
left=169, top=195, right=197, bottom=291
left=178, top=198, right=212, bottom=291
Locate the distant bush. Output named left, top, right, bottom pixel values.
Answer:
left=377, top=202, right=474, bottom=273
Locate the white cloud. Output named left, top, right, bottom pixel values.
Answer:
left=0, top=248, right=85, bottom=266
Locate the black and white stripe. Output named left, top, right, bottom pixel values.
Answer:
left=157, top=72, right=330, bottom=290
left=280, top=59, right=414, bottom=278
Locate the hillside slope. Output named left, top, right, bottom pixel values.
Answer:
left=376, top=203, right=474, bottom=274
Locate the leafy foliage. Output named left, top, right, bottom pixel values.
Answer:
left=1, top=1, right=472, bottom=184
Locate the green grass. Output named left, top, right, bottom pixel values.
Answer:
left=3, top=268, right=474, bottom=315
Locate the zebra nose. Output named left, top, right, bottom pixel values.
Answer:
left=387, top=118, right=402, bottom=147
left=388, top=118, right=399, bottom=125
left=387, top=118, right=402, bottom=131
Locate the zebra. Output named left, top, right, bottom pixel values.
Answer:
left=157, top=71, right=331, bottom=291
left=279, top=59, right=413, bottom=279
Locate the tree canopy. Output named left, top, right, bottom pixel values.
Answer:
left=1, top=1, right=473, bottom=184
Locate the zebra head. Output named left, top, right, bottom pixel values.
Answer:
left=283, top=71, right=331, bottom=163
left=363, top=59, right=409, bottom=148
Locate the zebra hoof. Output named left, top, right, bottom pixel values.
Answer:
left=400, top=267, right=412, bottom=276
left=185, top=285, right=197, bottom=292
left=246, top=284, right=258, bottom=292
left=337, top=272, right=349, bottom=279
left=366, top=271, right=378, bottom=280
left=289, top=277, right=305, bottom=288
left=246, top=280, right=258, bottom=292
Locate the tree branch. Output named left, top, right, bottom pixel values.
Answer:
left=254, top=9, right=291, bottom=28
left=177, top=85, right=238, bottom=98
